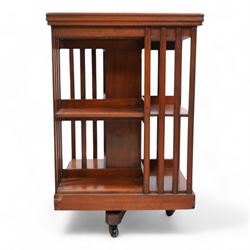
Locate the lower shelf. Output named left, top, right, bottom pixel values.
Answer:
left=56, top=159, right=194, bottom=210
left=58, top=177, right=143, bottom=194
left=59, top=159, right=187, bottom=194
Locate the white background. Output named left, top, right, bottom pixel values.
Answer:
left=0, top=0, right=249, bottom=249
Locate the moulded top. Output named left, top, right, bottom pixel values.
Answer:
left=46, top=13, right=204, bottom=27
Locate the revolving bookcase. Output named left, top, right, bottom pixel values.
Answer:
left=46, top=13, right=204, bottom=237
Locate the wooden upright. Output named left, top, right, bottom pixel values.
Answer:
left=46, top=13, right=204, bottom=237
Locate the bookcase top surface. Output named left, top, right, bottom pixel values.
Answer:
left=46, top=13, right=204, bottom=26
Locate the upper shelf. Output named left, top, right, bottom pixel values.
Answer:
left=46, top=13, right=204, bottom=27
left=56, top=99, right=144, bottom=119
left=55, top=98, right=188, bottom=120
left=56, top=107, right=144, bottom=119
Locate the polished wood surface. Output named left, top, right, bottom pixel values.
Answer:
left=143, top=27, right=151, bottom=193
left=58, top=167, right=186, bottom=194
left=62, top=159, right=143, bottom=178
left=57, top=177, right=143, bottom=194
left=91, top=49, right=98, bottom=159
left=173, top=28, right=182, bottom=193
left=69, top=49, right=76, bottom=159
left=80, top=49, right=86, bottom=168
left=157, top=27, right=167, bottom=193
left=55, top=193, right=195, bottom=210
left=47, top=13, right=203, bottom=216
left=46, top=13, right=204, bottom=26
left=187, top=27, right=197, bottom=194
left=56, top=107, right=144, bottom=119
left=104, top=43, right=142, bottom=168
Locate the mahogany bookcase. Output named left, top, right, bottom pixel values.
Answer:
left=46, top=13, right=204, bottom=237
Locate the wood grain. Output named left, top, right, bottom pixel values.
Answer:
left=187, top=27, right=197, bottom=193
left=104, top=42, right=142, bottom=168
left=92, top=49, right=97, bottom=159
left=80, top=49, right=86, bottom=168
left=47, top=13, right=203, bottom=215
left=157, top=27, right=167, bottom=193
left=69, top=49, right=76, bottom=159
left=143, top=27, right=151, bottom=193
left=55, top=193, right=195, bottom=210
left=46, top=13, right=204, bottom=26
left=173, top=28, right=182, bottom=193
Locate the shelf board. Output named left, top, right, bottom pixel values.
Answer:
left=150, top=104, right=188, bottom=117
left=55, top=98, right=187, bottom=119
left=56, top=99, right=144, bottom=119
left=67, top=159, right=106, bottom=169
left=58, top=159, right=187, bottom=193
left=149, top=159, right=186, bottom=192
left=56, top=105, right=187, bottom=119
left=56, top=107, right=144, bottom=119
left=58, top=177, right=143, bottom=194
left=58, top=170, right=186, bottom=194
left=62, top=159, right=143, bottom=178
left=150, top=96, right=188, bottom=117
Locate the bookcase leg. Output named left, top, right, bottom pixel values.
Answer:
left=105, top=210, right=126, bottom=237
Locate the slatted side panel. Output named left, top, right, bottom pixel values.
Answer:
left=52, top=35, right=63, bottom=190
left=143, top=28, right=151, bottom=193
left=173, top=28, right=182, bottom=193
left=157, top=27, right=167, bottom=193
left=187, top=27, right=197, bottom=193
left=67, top=48, right=103, bottom=167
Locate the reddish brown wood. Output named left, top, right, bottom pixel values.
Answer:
left=52, top=26, right=195, bottom=41
left=80, top=49, right=86, bottom=168
left=62, top=159, right=143, bottom=178
left=59, top=39, right=175, bottom=51
left=47, top=14, right=203, bottom=226
left=157, top=27, right=167, bottom=193
left=187, top=27, right=197, bottom=193
left=51, top=35, right=62, bottom=190
left=104, top=43, right=141, bottom=168
left=143, top=27, right=151, bottom=193
left=55, top=193, right=195, bottom=210
left=58, top=177, right=143, bottom=194
left=56, top=107, right=144, bottom=119
left=92, top=49, right=98, bottom=159
left=46, top=13, right=204, bottom=26
left=173, top=28, right=182, bottom=193
left=57, top=98, right=144, bottom=119
left=150, top=96, right=188, bottom=116
left=69, top=49, right=76, bottom=159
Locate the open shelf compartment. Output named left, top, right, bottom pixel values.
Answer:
left=56, top=99, right=144, bottom=119
left=58, top=159, right=187, bottom=194
left=150, top=96, right=188, bottom=117
left=55, top=97, right=188, bottom=120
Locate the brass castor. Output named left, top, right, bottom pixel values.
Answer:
left=109, top=225, right=119, bottom=238
left=165, top=210, right=175, bottom=216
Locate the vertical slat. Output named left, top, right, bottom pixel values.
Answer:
left=103, top=51, right=106, bottom=158
left=187, top=27, right=197, bottom=193
left=56, top=40, right=63, bottom=181
left=156, top=46, right=160, bottom=161
left=52, top=34, right=62, bottom=190
left=143, top=27, right=151, bottom=193
left=80, top=49, right=86, bottom=168
left=157, top=27, right=167, bottom=193
left=92, top=49, right=97, bottom=159
left=69, top=49, right=76, bottom=159
left=173, top=27, right=182, bottom=193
